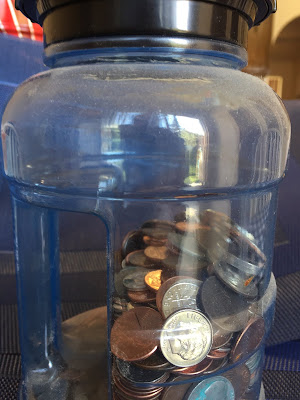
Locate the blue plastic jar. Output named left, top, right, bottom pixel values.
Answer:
left=1, top=1, right=290, bottom=399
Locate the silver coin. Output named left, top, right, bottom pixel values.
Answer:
left=213, top=262, right=259, bottom=298
left=115, top=267, right=150, bottom=297
left=185, top=376, right=235, bottom=400
left=161, top=278, right=202, bottom=318
left=160, top=309, right=212, bottom=368
left=201, top=276, right=251, bottom=332
left=168, top=231, right=206, bottom=260
left=122, top=270, right=149, bottom=291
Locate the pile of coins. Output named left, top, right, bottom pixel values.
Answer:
left=111, top=209, right=268, bottom=400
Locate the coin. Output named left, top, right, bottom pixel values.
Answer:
left=134, top=350, right=175, bottom=371
left=115, top=267, right=150, bottom=297
left=204, top=357, right=228, bottom=374
left=160, top=376, right=192, bottom=400
left=125, top=250, right=157, bottom=268
left=211, top=324, right=233, bottom=350
left=201, top=276, right=251, bottom=332
left=144, top=246, right=169, bottom=262
left=161, top=278, right=202, bottom=318
left=173, top=358, right=213, bottom=376
left=222, top=364, right=251, bottom=398
left=207, top=347, right=230, bottom=360
left=143, top=236, right=167, bottom=247
left=185, top=376, right=235, bottom=400
left=145, top=270, right=162, bottom=292
left=116, top=358, right=169, bottom=385
left=111, top=307, right=163, bottom=362
left=123, top=270, right=149, bottom=292
left=141, top=220, right=175, bottom=240
left=156, top=276, right=188, bottom=315
left=127, top=290, right=157, bottom=303
left=213, top=261, right=259, bottom=298
left=175, top=221, right=203, bottom=233
left=160, top=309, right=212, bottom=367
left=231, top=317, right=265, bottom=363
left=121, top=230, right=145, bottom=258
left=168, top=232, right=206, bottom=260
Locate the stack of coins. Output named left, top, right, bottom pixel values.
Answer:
left=111, top=210, right=268, bottom=399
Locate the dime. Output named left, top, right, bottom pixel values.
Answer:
left=185, top=376, right=235, bottom=400
left=156, top=276, right=190, bottom=315
left=160, top=309, right=212, bottom=368
left=125, top=250, right=157, bottom=268
left=145, top=270, right=162, bottom=292
left=161, top=278, right=202, bottom=318
left=231, top=317, right=265, bottom=363
left=116, top=358, right=169, bottom=384
left=201, top=276, right=252, bottom=332
left=144, top=246, right=169, bottom=262
left=111, top=307, right=163, bottom=362
left=123, top=270, right=149, bottom=292
left=121, top=230, right=145, bottom=258
left=127, top=289, right=156, bottom=303
left=222, top=364, right=251, bottom=399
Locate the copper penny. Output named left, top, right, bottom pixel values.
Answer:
left=145, top=270, right=162, bottom=292
left=172, top=357, right=213, bottom=376
left=125, top=250, right=157, bottom=269
left=144, top=246, right=168, bottom=262
left=231, top=317, right=265, bottom=363
left=160, top=376, right=192, bottom=400
left=211, top=324, right=233, bottom=350
left=134, top=350, right=175, bottom=371
left=128, top=290, right=157, bottom=304
left=161, top=267, right=176, bottom=283
left=204, top=357, right=228, bottom=374
left=143, top=236, right=167, bottom=247
left=207, top=347, right=230, bottom=360
left=141, top=220, right=175, bottom=240
left=111, top=307, right=163, bottom=362
left=175, top=221, right=203, bottom=233
left=222, top=364, right=251, bottom=398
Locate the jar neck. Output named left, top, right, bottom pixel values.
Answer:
left=45, top=38, right=248, bottom=70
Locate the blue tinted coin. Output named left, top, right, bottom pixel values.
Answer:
left=186, top=376, right=235, bottom=400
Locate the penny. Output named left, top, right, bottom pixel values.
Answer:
left=123, top=270, right=149, bottom=292
left=145, top=270, right=162, bottom=292
left=175, top=221, right=203, bottom=233
left=115, top=267, right=150, bottom=297
left=161, top=278, right=202, bottom=318
left=141, top=220, right=175, bottom=240
left=204, top=357, right=228, bottom=374
left=144, top=246, right=169, bottom=262
left=207, top=347, right=230, bottom=360
left=185, top=376, right=235, bottom=400
left=173, top=357, right=213, bottom=376
left=134, top=350, right=175, bottom=371
left=121, top=230, right=145, bottom=258
left=160, top=376, right=192, bottom=400
left=222, top=364, right=251, bottom=399
left=213, top=262, right=259, bottom=298
left=201, top=276, right=251, bottom=332
left=127, top=290, right=157, bottom=303
left=160, top=309, right=212, bottom=368
left=231, top=317, right=265, bottom=363
left=125, top=250, right=157, bottom=268
left=113, top=371, right=163, bottom=399
left=161, top=267, right=176, bottom=283
left=143, top=236, right=167, bottom=247
left=111, top=307, right=163, bottom=362
left=211, top=324, right=233, bottom=350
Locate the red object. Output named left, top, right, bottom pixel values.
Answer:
left=0, top=0, right=43, bottom=41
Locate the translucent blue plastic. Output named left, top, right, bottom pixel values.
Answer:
left=1, top=44, right=290, bottom=400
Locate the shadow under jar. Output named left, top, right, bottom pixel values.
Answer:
left=1, top=0, right=289, bottom=399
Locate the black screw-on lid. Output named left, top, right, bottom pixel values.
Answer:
left=15, top=0, right=277, bottom=51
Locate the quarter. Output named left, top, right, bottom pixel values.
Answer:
left=185, top=376, right=235, bottom=400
